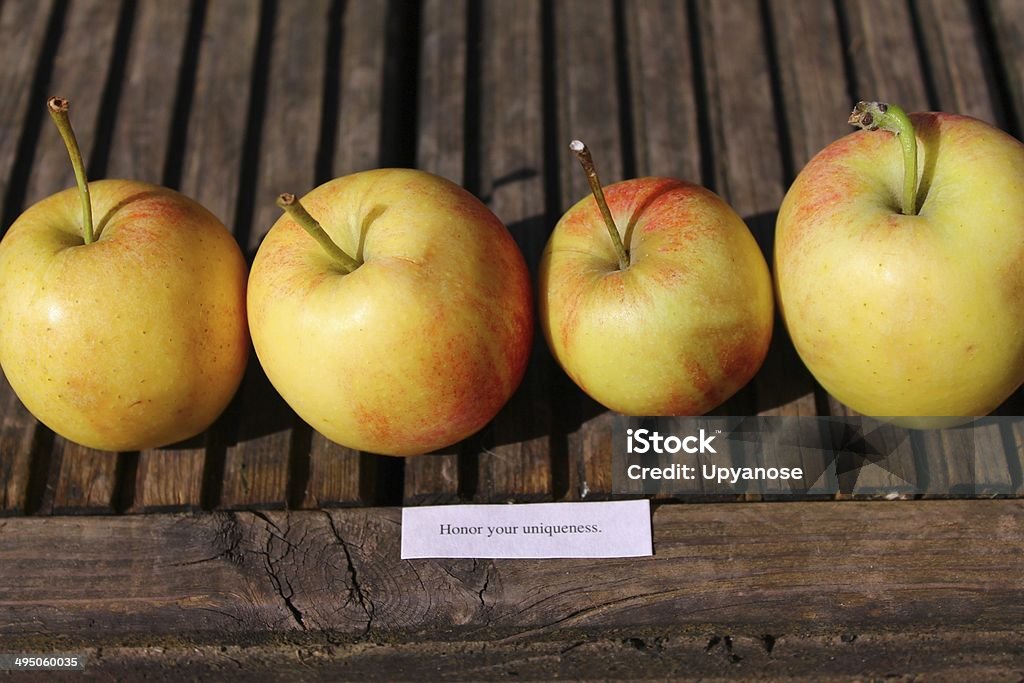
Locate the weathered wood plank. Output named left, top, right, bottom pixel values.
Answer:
left=133, top=0, right=263, bottom=511
left=840, top=0, right=931, bottom=112
left=765, top=0, right=857, bottom=497
left=51, top=447, right=119, bottom=514
left=914, top=0, right=1005, bottom=124
left=101, top=0, right=194, bottom=513
left=911, top=0, right=1015, bottom=495
left=553, top=0, right=621, bottom=501
left=0, top=0, right=58, bottom=514
left=990, top=0, right=1024, bottom=132
left=692, top=0, right=821, bottom=500
left=989, top=0, right=1024, bottom=493
left=825, top=0, right=929, bottom=497
left=475, top=0, right=553, bottom=502
left=624, top=0, right=700, bottom=183
left=41, top=631, right=1024, bottom=682
left=219, top=0, right=332, bottom=510
left=302, top=0, right=392, bottom=509
left=403, top=0, right=467, bottom=506
left=23, top=0, right=127, bottom=515
left=0, top=502, right=1021, bottom=640
left=105, top=0, right=192, bottom=184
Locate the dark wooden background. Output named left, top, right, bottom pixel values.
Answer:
left=0, top=0, right=1022, bottom=678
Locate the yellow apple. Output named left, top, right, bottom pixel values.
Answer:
left=247, top=168, right=533, bottom=457
left=775, top=101, right=1024, bottom=422
left=0, top=98, right=249, bottom=450
left=538, top=141, right=773, bottom=415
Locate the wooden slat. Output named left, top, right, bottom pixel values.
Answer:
left=219, top=0, right=332, bottom=510
left=104, top=0, right=192, bottom=184
left=101, top=0, right=193, bottom=513
left=990, top=0, right=1024, bottom=493
left=298, top=0, right=397, bottom=478
left=620, top=1, right=701, bottom=499
left=1, top=502, right=1022, bottom=639
left=474, top=0, right=553, bottom=502
left=764, top=0, right=858, bottom=497
left=553, top=0, right=621, bottom=500
left=692, top=0, right=819, bottom=501
left=133, top=0, right=262, bottom=510
left=910, top=0, right=1015, bottom=495
left=840, top=0, right=931, bottom=112
left=624, top=0, right=700, bottom=183
left=0, top=0, right=59, bottom=514
left=302, top=0, right=392, bottom=509
left=402, top=0, right=467, bottom=506
left=46, top=631, right=1024, bottom=681
left=825, top=0, right=929, bottom=497
left=990, top=0, right=1024, bottom=131
left=23, top=0, right=126, bottom=514
left=914, top=0, right=1005, bottom=123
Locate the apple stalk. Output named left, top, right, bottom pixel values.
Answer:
left=570, top=140, right=630, bottom=270
left=849, top=101, right=918, bottom=216
left=47, top=96, right=94, bottom=244
left=276, top=193, right=360, bottom=273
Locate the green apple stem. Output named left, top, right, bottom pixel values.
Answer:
left=570, top=140, right=629, bottom=270
left=849, top=101, right=918, bottom=216
left=276, top=193, right=359, bottom=273
left=47, top=96, right=94, bottom=244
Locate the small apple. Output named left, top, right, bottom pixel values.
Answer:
left=0, top=97, right=249, bottom=451
left=538, top=141, right=773, bottom=415
left=247, top=169, right=533, bottom=456
left=775, top=101, right=1024, bottom=424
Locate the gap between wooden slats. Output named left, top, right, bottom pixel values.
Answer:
left=140, top=0, right=265, bottom=511
left=909, top=0, right=1015, bottom=495
left=0, top=0, right=61, bottom=515
left=968, top=0, right=1024, bottom=494
left=217, top=0, right=328, bottom=510
left=474, top=0, right=556, bottom=503
left=402, top=0, right=467, bottom=506
left=21, top=0, right=130, bottom=515
left=550, top=0, right=622, bottom=501
left=302, top=0, right=402, bottom=510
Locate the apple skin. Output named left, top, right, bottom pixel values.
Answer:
left=775, top=112, right=1024, bottom=422
left=0, top=179, right=250, bottom=451
left=248, top=168, right=533, bottom=457
left=539, top=178, right=773, bottom=415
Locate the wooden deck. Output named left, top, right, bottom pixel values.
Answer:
left=0, top=0, right=1023, bottom=678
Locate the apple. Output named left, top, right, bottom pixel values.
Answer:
left=775, top=101, right=1024, bottom=423
left=247, top=169, right=533, bottom=457
left=0, top=97, right=249, bottom=451
left=538, top=141, right=773, bottom=415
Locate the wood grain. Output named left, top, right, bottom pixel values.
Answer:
left=0, top=502, right=1021, bottom=640
left=0, top=0, right=58, bottom=514
left=552, top=0, right=621, bottom=501
left=822, top=0, right=931, bottom=497
left=102, top=0, right=194, bottom=513
left=42, top=631, right=1024, bottom=682
left=218, top=0, right=333, bottom=510
left=302, top=0, right=393, bottom=509
left=990, top=0, right=1024, bottom=493
left=403, top=0, right=467, bottom=506
left=475, top=0, right=554, bottom=502
left=105, top=0, right=192, bottom=184
left=134, top=0, right=263, bottom=511
left=911, top=0, right=1015, bottom=495
left=25, top=0, right=127, bottom=515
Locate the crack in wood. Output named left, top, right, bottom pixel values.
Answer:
left=321, top=510, right=374, bottom=636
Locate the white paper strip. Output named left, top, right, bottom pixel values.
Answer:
left=400, top=499, right=652, bottom=559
